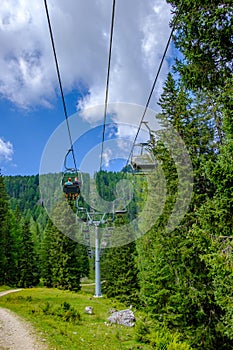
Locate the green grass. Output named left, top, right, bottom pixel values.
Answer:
left=0, top=287, right=153, bottom=350
left=0, top=285, right=12, bottom=292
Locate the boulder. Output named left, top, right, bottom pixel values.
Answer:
left=107, top=308, right=135, bottom=327
left=84, top=306, right=93, bottom=314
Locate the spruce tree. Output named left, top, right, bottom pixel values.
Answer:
left=40, top=219, right=55, bottom=287
left=101, top=241, right=139, bottom=305
left=0, top=172, right=10, bottom=284
left=190, top=78, right=233, bottom=345
left=41, top=201, right=89, bottom=292
left=3, top=210, right=21, bottom=286
left=167, top=0, right=233, bottom=90
left=18, top=219, right=40, bottom=287
left=136, top=71, right=226, bottom=348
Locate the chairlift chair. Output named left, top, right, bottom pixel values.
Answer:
left=63, top=183, right=80, bottom=197
left=62, top=149, right=81, bottom=200
left=114, top=209, right=127, bottom=215
left=131, top=142, right=156, bottom=173
left=129, top=121, right=156, bottom=174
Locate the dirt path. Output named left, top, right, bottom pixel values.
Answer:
left=0, top=290, right=47, bottom=350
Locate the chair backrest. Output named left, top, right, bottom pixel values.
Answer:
left=63, top=184, right=80, bottom=194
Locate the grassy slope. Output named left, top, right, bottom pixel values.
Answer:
left=0, top=287, right=152, bottom=350
left=0, top=286, right=12, bottom=292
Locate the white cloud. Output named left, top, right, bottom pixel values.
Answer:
left=0, top=0, right=172, bottom=113
left=101, top=147, right=112, bottom=168
left=0, top=137, right=14, bottom=161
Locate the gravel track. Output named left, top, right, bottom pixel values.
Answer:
left=0, top=290, right=47, bottom=350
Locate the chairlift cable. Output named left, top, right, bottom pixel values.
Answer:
left=99, top=0, right=116, bottom=171
left=126, top=2, right=184, bottom=168
left=44, top=0, right=77, bottom=172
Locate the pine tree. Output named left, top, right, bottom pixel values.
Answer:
left=136, top=71, right=229, bottom=348
left=190, top=78, right=233, bottom=344
left=3, top=210, right=21, bottom=286
left=40, top=219, right=55, bottom=287
left=101, top=241, right=139, bottom=305
left=0, top=172, right=10, bottom=284
left=41, top=201, right=89, bottom=292
left=18, top=219, right=40, bottom=287
left=0, top=173, right=20, bottom=286
left=167, top=0, right=233, bottom=90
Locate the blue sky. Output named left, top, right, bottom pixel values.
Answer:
left=0, top=0, right=174, bottom=176
left=0, top=92, right=78, bottom=175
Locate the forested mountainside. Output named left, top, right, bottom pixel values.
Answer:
left=4, top=175, right=47, bottom=226
left=1, top=173, right=89, bottom=291
left=1, top=1, right=233, bottom=348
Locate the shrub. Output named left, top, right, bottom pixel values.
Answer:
left=40, top=301, right=81, bottom=323
left=135, top=320, right=192, bottom=349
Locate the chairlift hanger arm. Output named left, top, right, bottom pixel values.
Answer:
left=125, top=2, right=184, bottom=169
left=44, top=0, right=77, bottom=172
left=64, top=149, right=76, bottom=172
